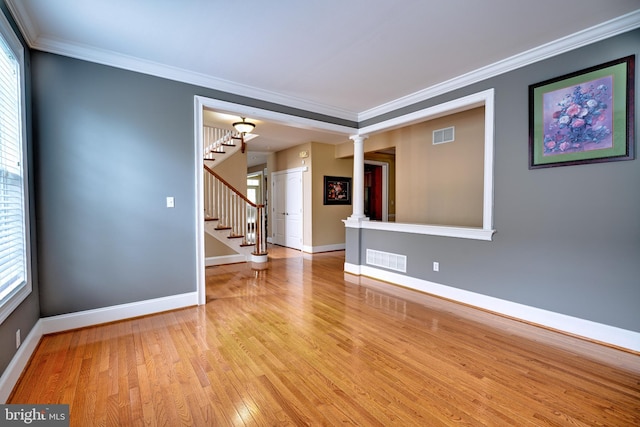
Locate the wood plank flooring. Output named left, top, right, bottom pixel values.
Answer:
left=8, top=247, right=640, bottom=426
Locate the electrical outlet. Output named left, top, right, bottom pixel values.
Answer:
left=433, top=262, right=439, bottom=272
left=16, top=329, right=20, bottom=349
left=166, top=196, right=175, bottom=208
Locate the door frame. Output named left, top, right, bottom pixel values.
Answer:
left=194, top=96, right=356, bottom=305
left=364, top=160, right=389, bottom=221
left=271, top=167, right=306, bottom=250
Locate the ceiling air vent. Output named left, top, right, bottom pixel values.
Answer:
left=433, top=126, right=455, bottom=145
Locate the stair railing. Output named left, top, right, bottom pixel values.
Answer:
left=203, top=126, right=238, bottom=161
left=204, top=164, right=267, bottom=256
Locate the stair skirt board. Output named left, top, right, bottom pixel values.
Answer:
left=206, top=254, right=249, bottom=266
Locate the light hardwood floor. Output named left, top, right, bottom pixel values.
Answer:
left=9, top=247, right=640, bottom=426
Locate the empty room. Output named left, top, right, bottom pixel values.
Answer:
left=0, top=1, right=639, bottom=425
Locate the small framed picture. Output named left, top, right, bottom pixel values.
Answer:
left=323, top=176, right=351, bottom=205
left=528, top=55, right=634, bottom=169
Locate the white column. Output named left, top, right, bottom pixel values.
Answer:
left=348, top=134, right=368, bottom=221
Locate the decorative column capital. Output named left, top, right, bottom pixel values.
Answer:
left=349, top=134, right=369, bottom=143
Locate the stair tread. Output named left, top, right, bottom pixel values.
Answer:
left=214, top=226, right=232, bottom=230
left=204, top=217, right=218, bottom=221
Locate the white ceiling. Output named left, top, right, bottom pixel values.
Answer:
left=6, top=1, right=640, bottom=165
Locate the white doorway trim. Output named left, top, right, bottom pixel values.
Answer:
left=271, top=167, right=305, bottom=250
left=364, top=160, right=389, bottom=222
left=194, top=96, right=356, bottom=305
left=194, top=98, right=206, bottom=305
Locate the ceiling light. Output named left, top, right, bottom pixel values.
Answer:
left=233, top=117, right=255, bottom=134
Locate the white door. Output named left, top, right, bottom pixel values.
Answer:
left=272, top=170, right=303, bottom=250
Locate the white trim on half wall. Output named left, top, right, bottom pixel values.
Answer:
left=349, top=88, right=496, bottom=242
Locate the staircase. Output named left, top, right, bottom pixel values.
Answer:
left=203, top=126, right=243, bottom=165
left=203, top=126, right=267, bottom=264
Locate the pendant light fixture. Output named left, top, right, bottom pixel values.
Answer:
left=232, top=117, right=255, bottom=134
left=232, top=117, right=256, bottom=153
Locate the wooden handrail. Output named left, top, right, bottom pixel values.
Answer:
left=204, top=164, right=264, bottom=209
left=203, top=164, right=267, bottom=256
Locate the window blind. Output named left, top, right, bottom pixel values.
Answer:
left=0, top=32, right=27, bottom=303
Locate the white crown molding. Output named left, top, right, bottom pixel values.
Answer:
left=5, top=0, right=359, bottom=124
left=3, top=0, right=37, bottom=46
left=8, top=2, right=638, bottom=125
left=33, top=36, right=359, bottom=122
left=359, top=10, right=640, bottom=122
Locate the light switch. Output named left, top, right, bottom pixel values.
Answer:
left=166, top=197, right=175, bottom=208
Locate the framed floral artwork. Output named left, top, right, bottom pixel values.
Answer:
left=528, top=55, right=634, bottom=169
left=323, top=176, right=351, bottom=205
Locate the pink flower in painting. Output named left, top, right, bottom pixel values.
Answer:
left=566, top=103, right=581, bottom=117
left=543, top=80, right=611, bottom=155
left=571, top=118, right=585, bottom=128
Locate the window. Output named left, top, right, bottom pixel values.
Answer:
left=247, top=174, right=262, bottom=204
left=0, top=12, right=31, bottom=324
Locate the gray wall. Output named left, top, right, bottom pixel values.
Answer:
left=353, top=29, right=640, bottom=332
left=32, top=53, right=199, bottom=315
left=30, top=52, right=354, bottom=318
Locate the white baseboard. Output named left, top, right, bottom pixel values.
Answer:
left=0, top=292, right=198, bottom=402
left=0, top=320, right=43, bottom=403
left=345, top=262, right=640, bottom=353
left=205, top=254, right=247, bottom=266
left=302, top=243, right=345, bottom=253
left=39, top=292, right=198, bottom=335
left=344, top=262, right=361, bottom=275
